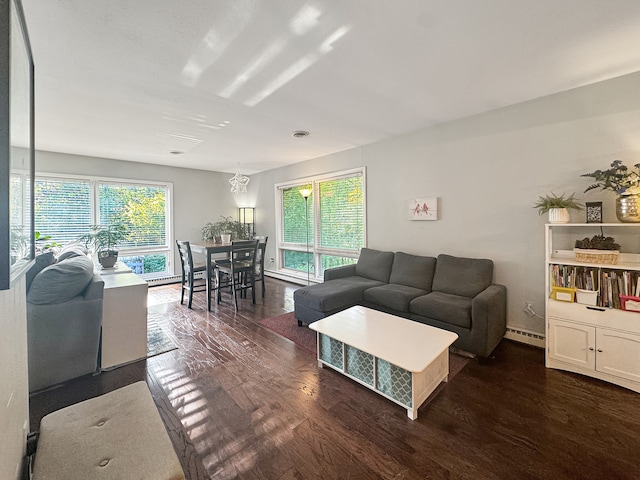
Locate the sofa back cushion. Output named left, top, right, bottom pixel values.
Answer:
left=56, top=243, right=88, bottom=262
left=25, top=251, right=56, bottom=292
left=432, top=254, right=493, bottom=298
left=389, top=252, right=436, bottom=291
left=27, top=255, right=95, bottom=305
left=355, top=248, right=394, bottom=283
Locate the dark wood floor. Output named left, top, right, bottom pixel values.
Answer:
left=30, top=278, right=640, bottom=480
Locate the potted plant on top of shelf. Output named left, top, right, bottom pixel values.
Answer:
left=582, top=160, right=640, bottom=222
left=574, top=234, right=620, bottom=265
left=78, top=224, right=129, bottom=269
left=533, top=192, right=582, bottom=224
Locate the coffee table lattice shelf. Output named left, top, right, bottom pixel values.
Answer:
left=310, top=306, right=458, bottom=420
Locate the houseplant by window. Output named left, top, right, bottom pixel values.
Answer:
left=79, top=224, right=129, bottom=268
left=582, top=160, right=640, bottom=222
left=201, top=216, right=249, bottom=243
left=533, top=192, right=582, bottom=223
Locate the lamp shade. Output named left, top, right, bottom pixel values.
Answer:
left=239, top=207, right=254, bottom=224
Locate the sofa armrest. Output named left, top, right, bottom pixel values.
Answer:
left=83, top=274, right=105, bottom=301
left=324, top=264, right=356, bottom=281
left=470, top=284, right=507, bottom=358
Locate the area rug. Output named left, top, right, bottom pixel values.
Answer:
left=259, top=312, right=317, bottom=354
left=258, top=312, right=471, bottom=378
left=147, top=317, right=178, bottom=358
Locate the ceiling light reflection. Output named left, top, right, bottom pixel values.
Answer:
left=245, top=25, right=351, bottom=107
left=180, top=0, right=255, bottom=87
left=290, top=5, right=321, bottom=35
left=219, top=37, right=287, bottom=99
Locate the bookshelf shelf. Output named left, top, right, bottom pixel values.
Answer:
left=545, top=223, right=640, bottom=394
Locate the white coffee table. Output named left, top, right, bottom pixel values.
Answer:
left=309, top=305, right=458, bottom=420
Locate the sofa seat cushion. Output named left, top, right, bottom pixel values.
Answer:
left=27, top=255, right=95, bottom=305
left=294, top=276, right=384, bottom=312
left=432, top=254, right=493, bottom=298
left=355, top=248, right=395, bottom=283
left=409, top=291, right=472, bottom=329
left=364, top=284, right=428, bottom=312
left=389, top=252, right=436, bottom=291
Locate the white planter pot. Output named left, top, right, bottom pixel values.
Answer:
left=221, top=234, right=231, bottom=243
left=548, top=208, right=570, bottom=224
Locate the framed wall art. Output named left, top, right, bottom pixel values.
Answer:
left=585, top=202, right=603, bottom=224
left=1, top=0, right=35, bottom=290
left=409, top=197, right=438, bottom=221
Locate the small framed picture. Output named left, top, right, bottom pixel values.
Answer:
left=409, top=197, right=438, bottom=220
left=586, top=202, right=603, bottom=223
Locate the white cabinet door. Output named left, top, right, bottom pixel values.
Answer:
left=548, top=319, right=595, bottom=369
left=596, top=329, right=640, bottom=383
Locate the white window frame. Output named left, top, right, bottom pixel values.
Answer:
left=275, top=167, right=366, bottom=282
left=35, top=172, right=174, bottom=275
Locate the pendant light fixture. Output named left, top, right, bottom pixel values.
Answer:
left=229, top=164, right=250, bottom=194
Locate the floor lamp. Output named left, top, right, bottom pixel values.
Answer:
left=299, top=188, right=312, bottom=285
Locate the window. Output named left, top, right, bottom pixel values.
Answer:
left=34, top=174, right=172, bottom=278
left=276, top=168, right=365, bottom=280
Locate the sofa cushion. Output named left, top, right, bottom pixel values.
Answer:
left=26, top=251, right=56, bottom=292
left=389, top=252, right=436, bottom=290
left=56, top=243, right=88, bottom=262
left=364, top=284, right=428, bottom=312
left=355, top=248, right=394, bottom=283
left=432, top=254, right=493, bottom=298
left=27, top=255, right=95, bottom=305
left=409, top=291, right=472, bottom=329
left=294, top=276, right=384, bottom=312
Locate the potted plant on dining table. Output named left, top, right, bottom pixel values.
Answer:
left=201, top=216, right=250, bottom=243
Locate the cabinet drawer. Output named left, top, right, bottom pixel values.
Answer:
left=547, top=300, right=640, bottom=332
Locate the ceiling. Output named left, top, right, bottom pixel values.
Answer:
left=20, top=0, right=640, bottom=174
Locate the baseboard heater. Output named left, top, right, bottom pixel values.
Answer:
left=505, top=326, right=545, bottom=348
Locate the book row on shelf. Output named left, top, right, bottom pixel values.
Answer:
left=549, top=264, right=640, bottom=310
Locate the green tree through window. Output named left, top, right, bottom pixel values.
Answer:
left=278, top=169, right=365, bottom=278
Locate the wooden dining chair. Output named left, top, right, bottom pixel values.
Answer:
left=254, top=236, right=268, bottom=297
left=176, top=240, right=207, bottom=309
left=216, top=239, right=259, bottom=310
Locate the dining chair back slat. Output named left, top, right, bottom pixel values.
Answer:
left=216, top=239, right=259, bottom=310
left=176, top=240, right=207, bottom=309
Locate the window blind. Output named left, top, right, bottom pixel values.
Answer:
left=34, top=177, right=92, bottom=245
left=318, top=175, right=363, bottom=251
left=98, top=182, right=167, bottom=248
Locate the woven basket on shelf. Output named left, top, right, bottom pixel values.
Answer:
left=573, top=248, right=619, bottom=265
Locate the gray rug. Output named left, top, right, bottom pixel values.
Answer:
left=147, top=317, right=178, bottom=358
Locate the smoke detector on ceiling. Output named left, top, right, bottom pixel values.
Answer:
left=291, top=130, right=310, bottom=138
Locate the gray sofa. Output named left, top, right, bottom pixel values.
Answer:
left=26, top=250, right=104, bottom=392
left=294, top=248, right=507, bottom=359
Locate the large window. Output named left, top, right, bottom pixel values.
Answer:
left=34, top=174, right=172, bottom=277
left=277, top=168, right=365, bottom=281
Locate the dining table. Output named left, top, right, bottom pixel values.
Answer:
left=190, top=240, right=233, bottom=311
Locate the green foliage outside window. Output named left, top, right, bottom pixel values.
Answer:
left=280, top=172, right=364, bottom=276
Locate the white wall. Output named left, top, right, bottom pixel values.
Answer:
left=0, top=277, right=29, bottom=480
left=35, top=150, right=244, bottom=275
left=252, top=71, right=640, bottom=335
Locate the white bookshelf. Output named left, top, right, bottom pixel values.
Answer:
left=545, top=223, right=640, bottom=393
